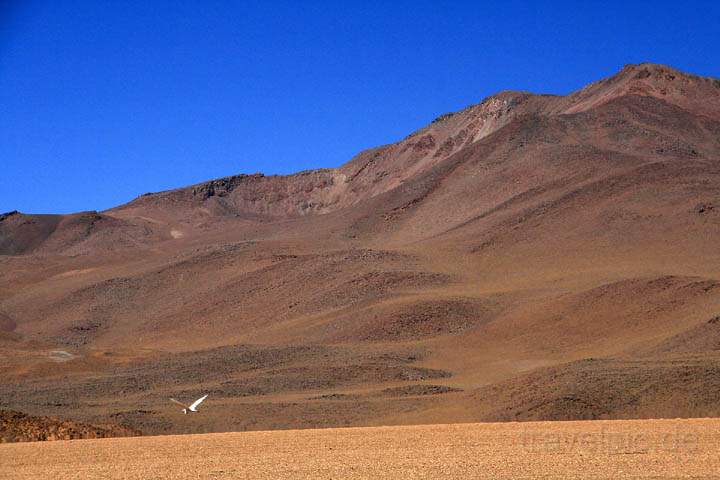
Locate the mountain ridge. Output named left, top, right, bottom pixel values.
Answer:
left=1, top=63, right=720, bottom=435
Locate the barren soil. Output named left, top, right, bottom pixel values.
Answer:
left=2, top=418, right=718, bottom=479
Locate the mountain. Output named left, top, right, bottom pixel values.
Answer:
left=1, top=63, right=720, bottom=435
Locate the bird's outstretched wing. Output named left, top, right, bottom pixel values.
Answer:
left=170, top=398, right=189, bottom=408
left=189, top=394, right=208, bottom=411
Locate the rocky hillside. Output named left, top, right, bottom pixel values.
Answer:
left=0, top=409, right=139, bottom=443
left=1, top=63, right=720, bottom=435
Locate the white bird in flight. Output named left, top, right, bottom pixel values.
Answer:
left=170, top=394, right=208, bottom=414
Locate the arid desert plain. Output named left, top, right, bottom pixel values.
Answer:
left=3, top=418, right=719, bottom=479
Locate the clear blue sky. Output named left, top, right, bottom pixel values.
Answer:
left=2, top=1, right=719, bottom=214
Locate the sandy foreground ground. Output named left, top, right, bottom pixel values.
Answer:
left=1, top=418, right=719, bottom=479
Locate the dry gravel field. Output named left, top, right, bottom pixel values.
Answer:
left=2, top=418, right=719, bottom=479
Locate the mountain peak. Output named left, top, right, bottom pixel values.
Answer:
left=562, top=62, right=720, bottom=117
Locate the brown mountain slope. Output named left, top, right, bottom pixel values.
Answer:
left=1, top=63, right=720, bottom=435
